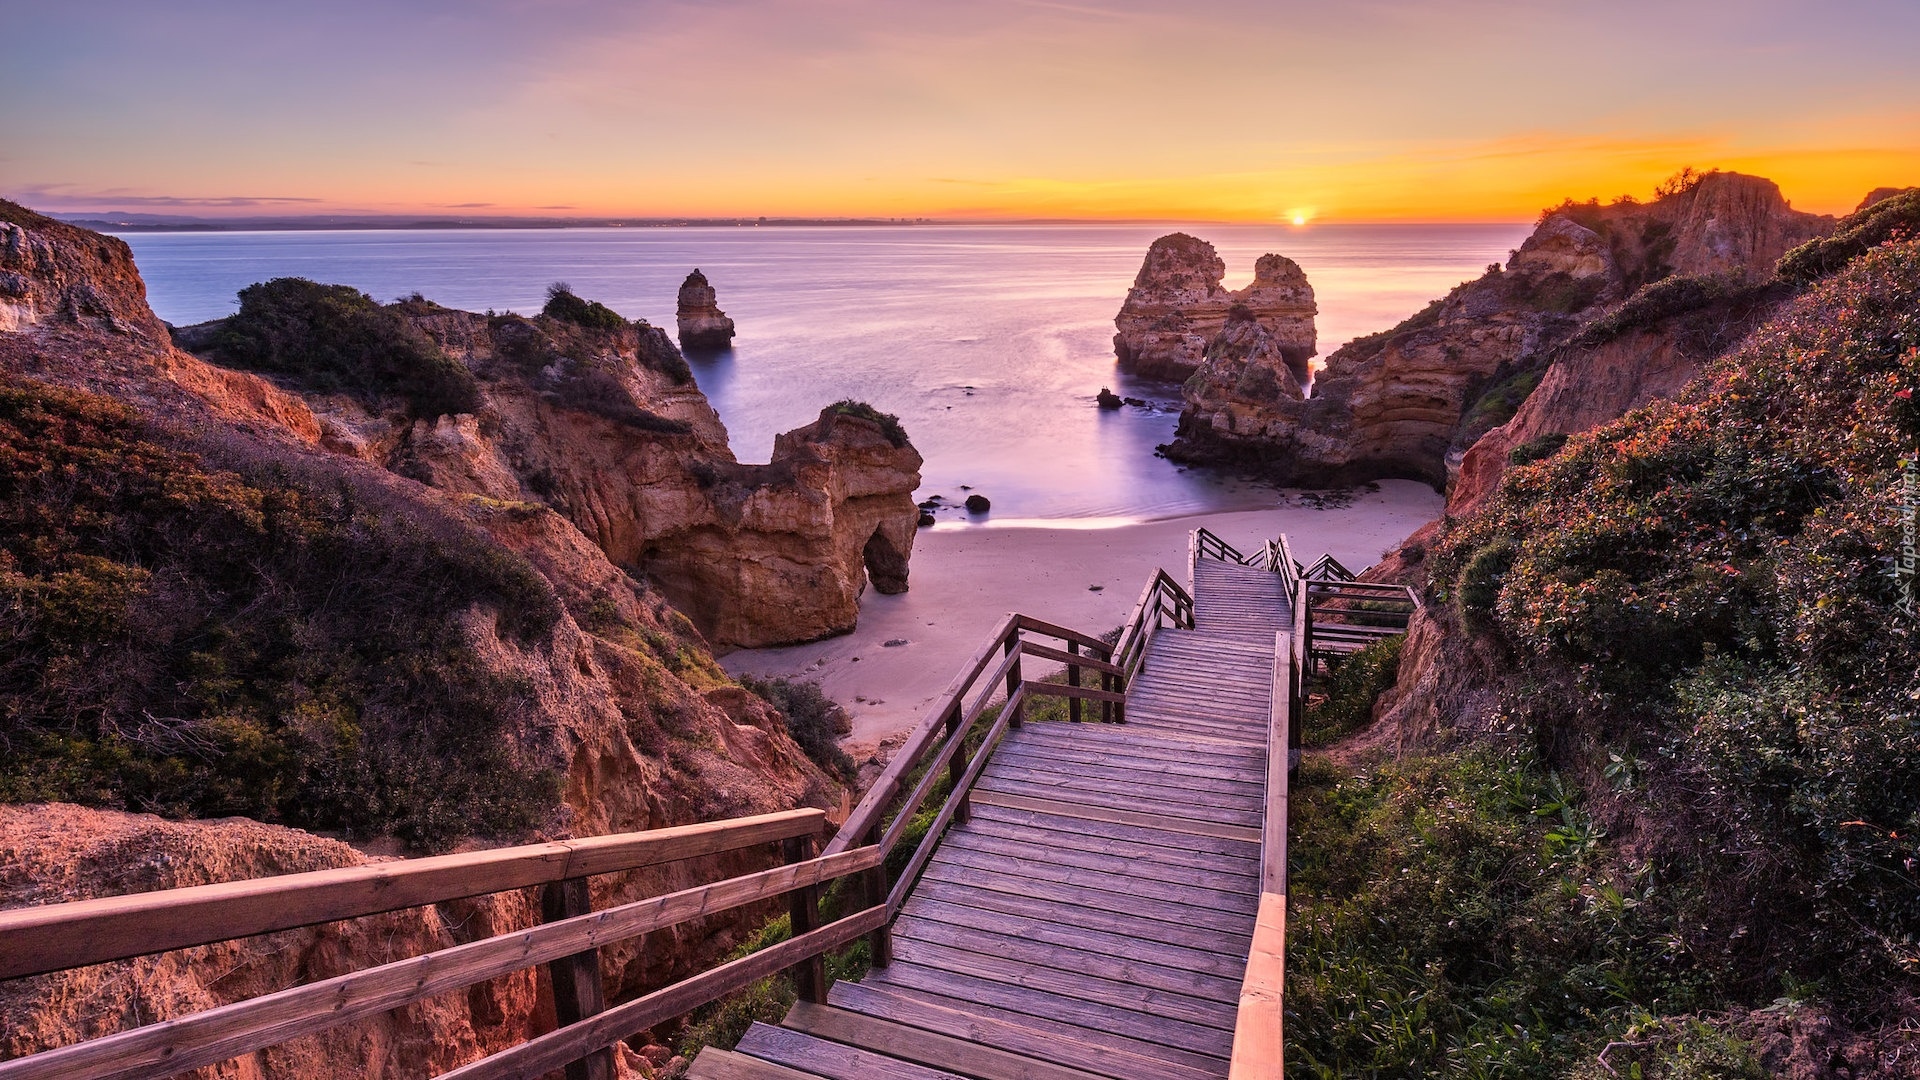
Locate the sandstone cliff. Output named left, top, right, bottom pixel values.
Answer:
left=1165, top=172, right=1833, bottom=487
left=1113, top=233, right=1315, bottom=382
left=675, top=269, right=735, bottom=352
left=178, top=282, right=921, bottom=651
left=0, top=200, right=845, bottom=1074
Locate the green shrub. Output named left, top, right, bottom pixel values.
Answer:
left=1507, top=432, right=1569, bottom=466
left=1457, top=368, right=1544, bottom=445
left=827, top=400, right=909, bottom=447
left=1303, top=636, right=1402, bottom=745
left=739, top=676, right=854, bottom=778
left=542, top=282, right=630, bottom=333
left=1575, top=273, right=1790, bottom=350
left=548, top=369, right=693, bottom=435
left=0, top=380, right=562, bottom=849
left=203, top=278, right=480, bottom=418
left=1288, top=751, right=1711, bottom=1078
left=1777, top=188, right=1920, bottom=283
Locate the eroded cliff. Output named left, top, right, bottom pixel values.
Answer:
left=177, top=278, right=921, bottom=650
left=1165, top=171, right=1833, bottom=487
left=0, top=200, right=846, bottom=1074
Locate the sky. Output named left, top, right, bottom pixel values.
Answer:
left=4, top=0, right=1917, bottom=222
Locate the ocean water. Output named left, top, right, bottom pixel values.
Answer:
left=118, top=223, right=1530, bottom=523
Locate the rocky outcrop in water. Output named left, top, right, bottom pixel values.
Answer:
left=1113, top=234, right=1316, bottom=382
left=1165, top=172, right=1833, bottom=487
left=675, top=268, right=735, bottom=352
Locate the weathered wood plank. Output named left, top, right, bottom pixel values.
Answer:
left=0, top=808, right=824, bottom=982
left=830, top=979, right=1227, bottom=1080
left=969, top=790, right=1262, bottom=844
left=867, top=962, right=1234, bottom=1060
left=972, top=777, right=1264, bottom=829
left=893, top=916, right=1244, bottom=1005
left=978, top=762, right=1265, bottom=813
left=782, top=1001, right=1114, bottom=1080
left=955, top=814, right=1260, bottom=876
left=965, top=801, right=1259, bottom=858
left=924, top=844, right=1260, bottom=916
left=906, top=878, right=1253, bottom=958
left=937, top=830, right=1257, bottom=891
left=918, top=861, right=1255, bottom=936
left=685, top=1048, right=825, bottom=1080
left=899, top=897, right=1249, bottom=980
left=735, top=1022, right=970, bottom=1080
left=993, top=742, right=1267, bottom=785
left=826, top=983, right=1220, bottom=1080
left=890, top=937, right=1236, bottom=1030
left=1226, top=893, right=1287, bottom=1080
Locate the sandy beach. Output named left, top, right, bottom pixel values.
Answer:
left=722, top=479, right=1443, bottom=752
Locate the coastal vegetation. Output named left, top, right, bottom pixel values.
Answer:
left=542, top=281, right=631, bottom=333
left=1288, top=214, right=1920, bottom=1076
left=202, top=277, right=481, bottom=418
left=827, top=399, right=909, bottom=447
left=0, top=380, right=561, bottom=848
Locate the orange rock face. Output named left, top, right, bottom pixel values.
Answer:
left=1113, top=234, right=1316, bottom=382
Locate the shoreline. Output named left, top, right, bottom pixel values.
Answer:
left=721, top=480, right=1444, bottom=757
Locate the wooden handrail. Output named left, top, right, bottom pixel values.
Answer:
left=1227, top=630, right=1293, bottom=1080
left=887, top=687, right=1024, bottom=910
left=439, top=904, right=892, bottom=1080
left=1011, top=615, right=1114, bottom=656
left=824, top=613, right=1020, bottom=857
left=1192, top=527, right=1248, bottom=565
left=0, top=809, right=825, bottom=982
left=0, top=847, right=879, bottom=1080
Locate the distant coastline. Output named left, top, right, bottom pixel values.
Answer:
left=61, top=214, right=941, bottom=232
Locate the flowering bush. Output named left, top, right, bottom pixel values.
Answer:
left=1427, top=239, right=1920, bottom=992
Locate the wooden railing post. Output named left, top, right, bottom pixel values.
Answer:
left=1002, top=634, right=1024, bottom=728
left=945, top=699, right=972, bottom=826
left=861, top=821, right=892, bottom=967
left=540, top=878, right=614, bottom=1080
left=783, top=836, right=827, bottom=1004
left=1067, top=640, right=1082, bottom=723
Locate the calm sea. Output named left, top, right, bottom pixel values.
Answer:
left=117, top=223, right=1529, bottom=523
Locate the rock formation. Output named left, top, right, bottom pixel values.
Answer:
left=177, top=282, right=921, bottom=651
left=0, top=200, right=847, bottom=1073
left=1113, top=234, right=1316, bottom=382
left=675, top=268, right=735, bottom=352
left=1165, top=171, right=1833, bottom=487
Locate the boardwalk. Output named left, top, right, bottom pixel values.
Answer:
left=694, top=559, right=1292, bottom=1080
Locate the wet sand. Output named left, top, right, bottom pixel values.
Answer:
left=720, top=479, right=1443, bottom=754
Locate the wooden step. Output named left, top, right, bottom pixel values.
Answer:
left=782, top=1000, right=1113, bottom=1080
left=733, top=1020, right=969, bottom=1079
left=828, top=980, right=1227, bottom=1080
left=686, top=1047, right=825, bottom=1079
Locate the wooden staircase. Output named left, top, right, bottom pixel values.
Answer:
left=0, top=528, right=1418, bottom=1080
left=689, top=545, right=1294, bottom=1079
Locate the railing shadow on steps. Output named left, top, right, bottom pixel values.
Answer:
left=0, top=571, right=1199, bottom=1080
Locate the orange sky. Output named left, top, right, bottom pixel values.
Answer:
left=6, top=1, right=1917, bottom=222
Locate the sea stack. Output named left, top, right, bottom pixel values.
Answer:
left=675, top=268, right=735, bottom=351
left=1113, top=234, right=1316, bottom=382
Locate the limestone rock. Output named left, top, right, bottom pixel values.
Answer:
left=675, top=268, right=735, bottom=352
left=1164, top=172, right=1834, bottom=488
left=1113, top=234, right=1316, bottom=382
